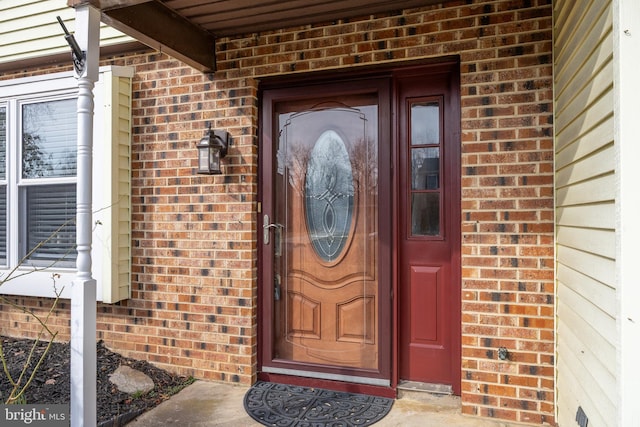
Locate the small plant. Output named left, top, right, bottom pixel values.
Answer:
left=0, top=220, right=72, bottom=404
left=0, top=274, right=62, bottom=404
left=166, top=376, right=196, bottom=396
left=130, top=390, right=145, bottom=400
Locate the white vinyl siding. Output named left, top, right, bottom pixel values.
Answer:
left=0, top=66, right=133, bottom=303
left=0, top=0, right=132, bottom=65
left=554, top=0, right=616, bottom=426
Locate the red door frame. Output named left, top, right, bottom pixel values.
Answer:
left=257, top=58, right=461, bottom=397
left=391, top=61, right=462, bottom=394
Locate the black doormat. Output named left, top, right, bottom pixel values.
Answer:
left=244, top=381, right=394, bottom=426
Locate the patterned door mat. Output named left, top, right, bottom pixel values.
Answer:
left=244, top=381, right=394, bottom=426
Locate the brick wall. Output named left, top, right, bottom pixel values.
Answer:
left=0, top=0, right=554, bottom=424
left=118, top=55, right=259, bottom=383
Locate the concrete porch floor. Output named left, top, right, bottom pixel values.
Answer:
left=125, top=380, right=522, bottom=427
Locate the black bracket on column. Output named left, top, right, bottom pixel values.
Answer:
left=57, top=16, right=86, bottom=75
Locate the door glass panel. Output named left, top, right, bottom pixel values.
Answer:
left=273, top=95, right=379, bottom=371
left=411, top=102, right=439, bottom=145
left=412, top=147, right=440, bottom=190
left=409, top=99, right=442, bottom=237
left=305, top=130, right=354, bottom=262
left=412, top=193, right=440, bottom=235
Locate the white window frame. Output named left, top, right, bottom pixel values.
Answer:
left=0, top=66, right=133, bottom=302
left=15, top=94, right=78, bottom=269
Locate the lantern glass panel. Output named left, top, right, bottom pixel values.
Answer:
left=198, top=145, right=210, bottom=173
left=209, top=148, right=221, bottom=174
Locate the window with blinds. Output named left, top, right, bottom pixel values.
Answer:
left=0, top=66, right=133, bottom=302
left=21, top=99, right=77, bottom=266
left=0, top=106, right=6, bottom=265
left=24, top=185, right=76, bottom=265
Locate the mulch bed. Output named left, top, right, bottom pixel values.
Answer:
left=0, top=336, right=195, bottom=426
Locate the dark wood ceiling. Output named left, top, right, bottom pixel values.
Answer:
left=166, top=0, right=446, bottom=36
left=69, top=0, right=448, bottom=72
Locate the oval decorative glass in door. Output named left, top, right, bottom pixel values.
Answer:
left=305, top=130, right=354, bottom=262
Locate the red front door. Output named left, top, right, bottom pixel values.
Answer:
left=396, top=63, right=461, bottom=393
left=258, top=62, right=461, bottom=394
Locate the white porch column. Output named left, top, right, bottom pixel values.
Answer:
left=70, top=5, right=100, bottom=427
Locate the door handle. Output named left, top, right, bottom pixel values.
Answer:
left=263, top=215, right=283, bottom=256
left=263, top=214, right=274, bottom=244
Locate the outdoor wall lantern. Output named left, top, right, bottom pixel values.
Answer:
left=196, top=127, right=230, bottom=175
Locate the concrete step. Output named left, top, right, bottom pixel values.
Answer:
left=396, top=381, right=461, bottom=414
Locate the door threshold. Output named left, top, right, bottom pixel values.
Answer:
left=397, top=380, right=453, bottom=396
left=262, top=366, right=390, bottom=387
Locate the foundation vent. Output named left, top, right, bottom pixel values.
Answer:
left=575, top=406, right=589, bottom=427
